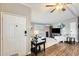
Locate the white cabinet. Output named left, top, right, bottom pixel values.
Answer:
left=0, top=12, right=31, bottom=56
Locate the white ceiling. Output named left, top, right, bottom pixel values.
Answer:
left=23, top=3, right=79, bottom=25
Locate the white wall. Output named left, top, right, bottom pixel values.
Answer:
left=0, top=3, right=31, bottom=16
left=32, top=24, right=50, bottom=37
left=33, top=24, right=46, bottom=37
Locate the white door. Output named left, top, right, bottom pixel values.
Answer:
left=70, top=22, right=77, bottom=42
left=14, top=15, right=27, bottom=56
left=2, top=13, right=27, bottom=56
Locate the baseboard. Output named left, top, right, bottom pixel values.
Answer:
left=10, top=51, right=31, bottom=56
left=10, top=53, right=19, bottom=56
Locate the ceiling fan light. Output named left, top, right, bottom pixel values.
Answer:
left=56, top=4, right=64, bottom=10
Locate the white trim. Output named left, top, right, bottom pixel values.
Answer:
left=2, top=12, right=26, bottom=18
left=0, top=12, right=2, bottom=55
left=0, top=12, right=3, bottom=56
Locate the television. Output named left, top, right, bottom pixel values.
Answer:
left=52, top=28, right=60, bottom=33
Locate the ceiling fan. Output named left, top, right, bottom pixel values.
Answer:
left=46, top=3, right=72, bottom=13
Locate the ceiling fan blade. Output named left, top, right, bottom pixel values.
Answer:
left=66, top=3, right=72, bottom=4
left=50, top=8, right=56, bottom=13
left=46, top=5, right=55, bottom=7
left=63, top=3, right=72, bottom=5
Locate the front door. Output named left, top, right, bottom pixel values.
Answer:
left=2, top=13, right=27, bottom=56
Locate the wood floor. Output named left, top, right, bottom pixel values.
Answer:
left=30, top=43, right=79, bottom=56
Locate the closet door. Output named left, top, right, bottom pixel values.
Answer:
left=2, top=13, right=27, bottom=56
left=70, top=22, right=77, bottom=42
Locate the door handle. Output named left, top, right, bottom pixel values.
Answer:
left=24, top=30, right=27, bottom=36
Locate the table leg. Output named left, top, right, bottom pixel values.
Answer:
left=35, top=45, right=37, bottom=56
left=39, top=46, right=41, bottom=51
left=31, top=42, right=32, bottom=48
left=74, top=38, right=75, bottom=44
left=44, top=43, right=45, bottom=51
